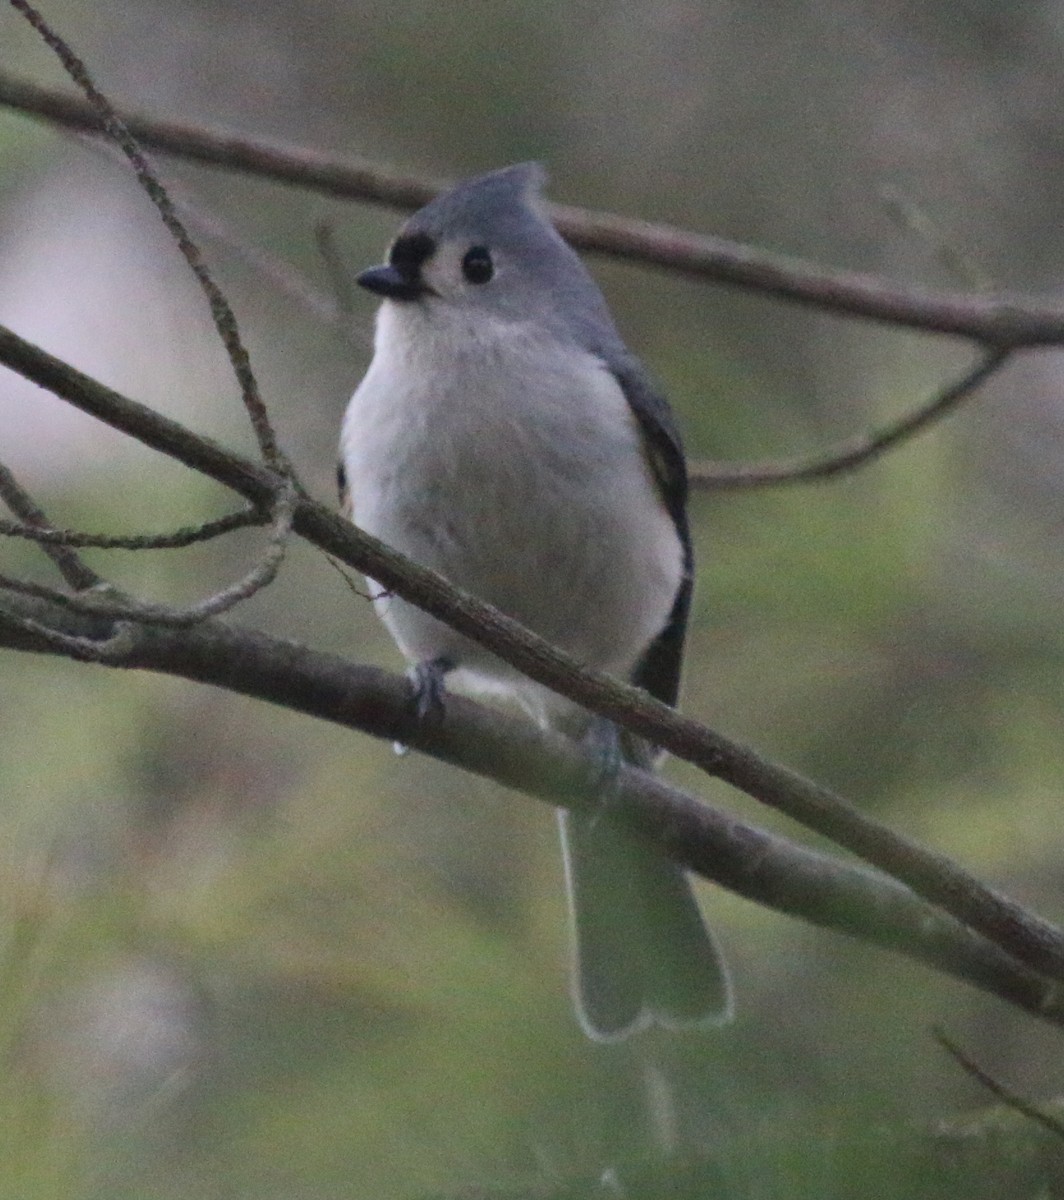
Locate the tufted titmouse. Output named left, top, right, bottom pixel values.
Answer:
left=339, top=163, right=732, bottom=1040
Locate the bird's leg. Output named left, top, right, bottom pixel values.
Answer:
left=580, top=715, right=660, bottom=827
left=579, top=715, right=626, bottom=828
left=583, top=714, right=625, bottom=784
left=394, top=655, right=454, bottom=756
left=408, top=655, right=454, bottom=723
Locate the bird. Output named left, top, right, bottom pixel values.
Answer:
left=339, top=162, right=732, bottom=1040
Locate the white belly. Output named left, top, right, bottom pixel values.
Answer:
left=341, top=308, right=683, bottom=729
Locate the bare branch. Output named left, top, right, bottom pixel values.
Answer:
left=0, top=504, right=265, bottom=550
left=179, top=186, right=357, bottom=337
left=3, top=73, right=1064, bottom=346
left=0, top=73, right=444, bottom=209
left=0, top=460, right=100, bottom=588
left=688, top=349, right=1011, bottom=489
left=0, top=68, right=1035, bottom=505
left=5, top=9, right=286, bottom=472
left=934, top=1029, right=1064, bottom=1140
left=0, top=585, right=1058, bottom=1028
left=0, top=603, right=135, bottom=662
left=878, top=185, right=991, bottom=292
left=3, top=321, right=1063, bottom=993
left=74, top=131, right=357, bottom=337
left=0, top=480, right=293, bottom=627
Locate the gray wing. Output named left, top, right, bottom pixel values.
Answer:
left=610, top=357, right=693, bottom=709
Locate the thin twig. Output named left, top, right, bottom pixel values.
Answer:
left=0, top=461, right=100, bottom=589
left=178, top=186, right=356, bottom=336
left=934, top=1028, right=1064, bottom=1140
left=172, top=478, right=295, bottom=620
left=688, top=348, right=1011, bottom=489
left=0, top=604, right=134, bottom=662
left=0, top=504, right=266, bottom=550
left=879, top=185, right=991, bottom=293
left=4, top=73, right=1064, bottom=346
left=5, top=3, right=306, bottom=650
left=74, top=132, right=357, bottom=338
left=5, top=8, right=285, bottom=472
left=0, top=480, right=294, bottom=627
left=323, top=554, right=376, bottom=601
left=0, top=66, right=1026, bottom=498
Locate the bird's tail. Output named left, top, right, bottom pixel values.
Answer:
left=558, top=808, right=733, bottom=1040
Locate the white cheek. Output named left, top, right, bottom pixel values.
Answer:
left=420, top=247, right=465, bottom=297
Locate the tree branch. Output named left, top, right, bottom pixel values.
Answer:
left=934, top=1029, right=1064, bottom=1141
left=0, top=586, right=1057, bottom=1028
left=0, top=459, right=100, bottom=588
left=0, top=503, right=266, bottom=550
left=3, top=322, right=1064, bottom=995
left=3, top=73, right=1064, bottom=346
left=0, top=478, right=292, bottom=631
left=688, top=348, right=1011, bottom=489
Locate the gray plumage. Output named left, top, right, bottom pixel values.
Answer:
left=340, top=163, right=732, bottom=1039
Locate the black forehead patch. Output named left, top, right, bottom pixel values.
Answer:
left=388, top=232, right=436, bottom=272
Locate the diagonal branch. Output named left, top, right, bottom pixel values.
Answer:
left=4, top=73, right=1064, bottom=345
left=934, top=1029, right=1064, bottom=1140
left=78, top=132, right=358, bottom=338
left=0, top=74, right=444, bottom=210
left=0, top=460, right=100, bottom=589
left=2, top=320, right=1064, bottom=994
left=0, top=586, right=1059, bottom=1028
left=688, top=348, right=1011, bottom=489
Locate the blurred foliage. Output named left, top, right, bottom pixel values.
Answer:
left=4, top=1, right=1064, bottom=1197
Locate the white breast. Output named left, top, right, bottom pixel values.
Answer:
left=340, top=302, right=683, bottom=730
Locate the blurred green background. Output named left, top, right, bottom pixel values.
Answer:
left=3, top=1, right=1064, bottom=1196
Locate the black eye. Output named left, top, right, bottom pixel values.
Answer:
left=461, top=245, right=494, bottom=284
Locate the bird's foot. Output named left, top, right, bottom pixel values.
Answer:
left=394, top=656, right=453, bottom=756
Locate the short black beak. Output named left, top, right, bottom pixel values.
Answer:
left=357, top=264, right=427, bottom=302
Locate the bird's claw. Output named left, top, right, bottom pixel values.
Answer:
left=393, top=657, right=453, bottom=755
